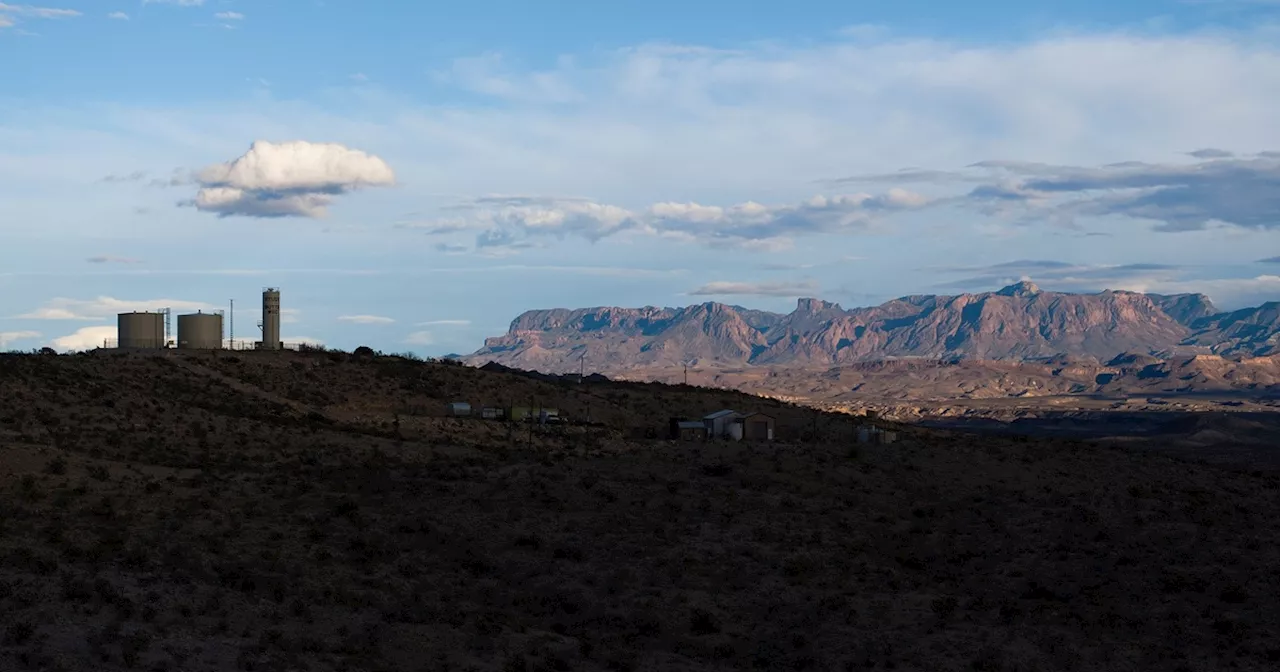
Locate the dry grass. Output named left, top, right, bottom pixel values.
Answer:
left=0, top=350, right=1278, bottom=671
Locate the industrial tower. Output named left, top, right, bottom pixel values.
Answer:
left=260, top=288, right=281, bottom=350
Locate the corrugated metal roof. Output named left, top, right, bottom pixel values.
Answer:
left=704, top=409, right=742, bottom=420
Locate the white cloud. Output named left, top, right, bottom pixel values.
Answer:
left=17, top=296, right=217, bottom=320
left=87, top=255, right=142, bottom=264
left=51, top=326, right=116, bottom=352
left=0, top=3, right=80, bottom=19
left=0, top=331, right=41, bottom=348
left=107, top=11, right=128, bottom=20
left=0, top=15, right=14, bottom=27
left=187, top=140, right=396, bottom=218
left=337, top=314, right=395, bottom=325
left=418, top=319, right=470, bottom=326
left=284, top=336, right=324, bottom=346
left=141, top=0, right=203, bottom=5
left=687, top=280, right=821, bottom=297
left=280, top=308, right=301, bottom=324
left=404, top=331, right=434, bottom=345
left=425, top=189, right=930, bottom=250
left=214, top=11, right=243, bottom=20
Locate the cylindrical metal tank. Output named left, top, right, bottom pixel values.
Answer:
left=177, top=311, right=224, bottom=350
left=117, top=312, right=166, bottom=349
left=261, top=288, right=281, bottom=350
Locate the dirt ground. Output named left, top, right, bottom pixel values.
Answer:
left=1, top=350, right=1278, bottom=671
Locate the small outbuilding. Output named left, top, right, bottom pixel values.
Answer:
left=669, top=418, right=709, bottom=441
left=446, top=402, right=472, bottom=417
left=742, top=413, right=776, bottom=441
left=856, top=424, right=897, bottom=444
left=703, top=409, right=745, bottom=440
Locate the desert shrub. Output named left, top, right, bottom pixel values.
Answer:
left=44, top=456, right=67, bottom=475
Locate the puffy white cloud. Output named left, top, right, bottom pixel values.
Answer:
left=18, top=296, right=217, bottom=320
left=687, top=280, right=820, bottom=297
left=107, top=11, right=127, bottom=20
left=188, top=140, right=395, bottom=218
left=214, top=11, right=242, bottom=20
left=337, top=314, right=395, bottom=325
left=51, top=326, right=116, bottom=352
left=404, top=331, right=434, bottom=345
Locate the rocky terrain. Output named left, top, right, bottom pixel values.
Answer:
left=1, top=348, right=1279, bottom=671
left=468, top=282, right=1280, bottom=373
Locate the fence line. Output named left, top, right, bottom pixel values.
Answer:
left=100, top=338, right=312, bottom=352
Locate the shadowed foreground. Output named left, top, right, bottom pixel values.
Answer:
left=1, top=351, right=1278, bottom=671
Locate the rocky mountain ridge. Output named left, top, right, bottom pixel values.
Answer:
left=469, top=283, right=1280, bottom=373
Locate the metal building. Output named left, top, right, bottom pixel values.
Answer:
left=259, top=288, right=281, bottom=350
left=117, top=312, right=166, bottom=349
left=176, top=311, right=224, bottom=350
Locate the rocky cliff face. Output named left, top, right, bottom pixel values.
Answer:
left=468, top=284, right=1277, bottom=374
left=1184, top=302, right=1280, bottom=356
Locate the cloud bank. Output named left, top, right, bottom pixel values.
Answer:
left=51, top=326, right=117, bottom=351
left=188, top=141, right=395, bottom=218
left=18, top=296, right=217, bottom=321
left=337, top=314, right=395, bottom=325
left=413, top=189, right=929, bottom=251
left=688, top=280, right=821, bottom=297
left=844, top=153, right=1280, bottom=233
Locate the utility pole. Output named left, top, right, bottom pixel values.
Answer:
left=579, top=351, right=585, bottom=384
left=684, top=362, right=689, bottom=386
left=229, top=299, right=234, bottom=349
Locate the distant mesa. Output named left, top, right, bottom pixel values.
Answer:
left=467, top=283, right=1279, bottom=374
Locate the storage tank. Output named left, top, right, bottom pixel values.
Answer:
left=260, top=288, right=281, bottom=350
left=117, top=312, right=166, bottom=349
left=176, top=311, right=224, bottom=350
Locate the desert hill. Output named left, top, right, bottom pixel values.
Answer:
left=469, top=282, right=1280, bottom=373
left=2, top=349, right=1279, bottom=670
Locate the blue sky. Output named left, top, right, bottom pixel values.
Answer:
left=2, top=0, right=1280, bottom=354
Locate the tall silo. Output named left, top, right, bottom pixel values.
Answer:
left=176, top=311, right=224, bottom=350
left=260, top=288, right=281, bottom=350
left=117, top=312, right=166, bottom=349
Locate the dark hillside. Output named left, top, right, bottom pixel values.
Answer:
left=0, top=351, right=1277, bottom=671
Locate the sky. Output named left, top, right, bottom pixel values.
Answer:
left=2, top=0, right=1280, bottom=354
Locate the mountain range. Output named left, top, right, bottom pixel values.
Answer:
left=467, top=282, right=1280, bottom=373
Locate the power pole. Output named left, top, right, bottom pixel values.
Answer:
left=229, top=299, right=234, bottom=349
left=684, top=362, right=689, bottom=386
left=579, top=351, right=585, bottom=384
